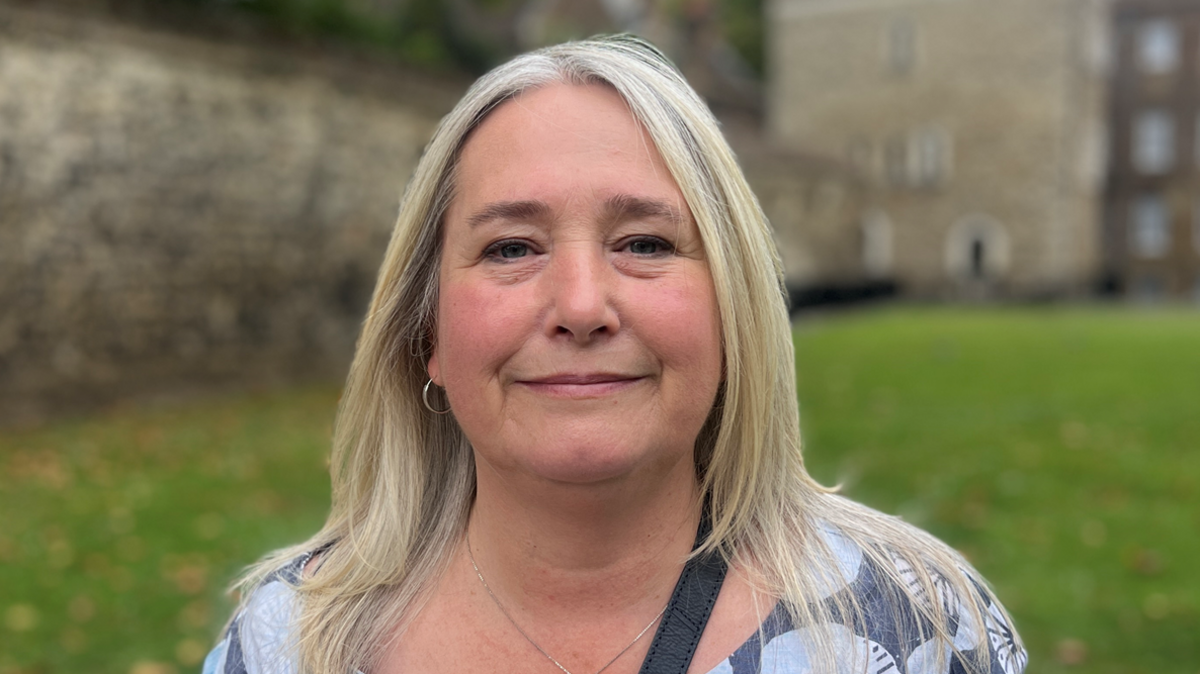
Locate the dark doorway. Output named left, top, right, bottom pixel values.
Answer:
left=969, top=237, right=986, bottom=279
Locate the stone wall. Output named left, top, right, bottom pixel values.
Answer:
left=0, top=4, right=863, bottom=423
left=0, top=5, right=462, bottom=423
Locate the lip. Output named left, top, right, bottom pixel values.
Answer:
left=525, top=373, right=639, bottom=385
left=516, top=373, right=645, bottom=397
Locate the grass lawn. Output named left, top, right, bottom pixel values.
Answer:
left=1, top=307, right=1197, bottom=673
left=795, top=307, right=1199, bottom=674
left=0, top=388, right=338, bottom=673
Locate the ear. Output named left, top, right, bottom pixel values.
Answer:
left=426, top=343, right=442, bottom=387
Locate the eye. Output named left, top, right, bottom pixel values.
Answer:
left=624, top=237, right=673, bottom=256
left=484, top=239, right=533, bottom=260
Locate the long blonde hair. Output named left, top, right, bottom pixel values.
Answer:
left=238, top=35, right=1016, bottom=674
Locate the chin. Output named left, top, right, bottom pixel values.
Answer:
left=525, top=447, right=644, bottom=485
left=513, top=433, right=681, bottom=486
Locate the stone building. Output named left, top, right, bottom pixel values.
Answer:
left=716, top=117, right=872, bottom=293
left=1106, top=0, right=1200, bottom=301
left=766, top=0, right=1112, bottom=298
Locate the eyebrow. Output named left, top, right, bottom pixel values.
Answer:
left=465, top=194, right=687, bottom=229
left=600, top=194, right=687, bottom=228
left=466, top=200, right=552, bottom=229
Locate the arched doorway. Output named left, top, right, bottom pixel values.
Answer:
left=861, top=209, right=894, bottom=279
left=944, top=214, right=1011, bottom=287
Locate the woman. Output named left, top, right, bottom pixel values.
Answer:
left=205, top=36, right=1025, bottom=674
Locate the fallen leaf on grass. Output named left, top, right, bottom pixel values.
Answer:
left=1143, top=593, right=1170, bottom=620
left=68, top=595, right=96, bottom=623
left=6, top=449, right=72, bottom=490
left=160, top=555, right=211, bottom=595
left=1055, top=638, right=1087, bottom=666
left=1125, top=548, right=1164, bottom=576
left=4, top=604, right=38, bottom=632
left=178, top=600, right=211, bottom=631
left=173, top=565, right=209, bottom=594
left=175, top=639, right=208, bottom=666
left=129, top=661, right=177, bottom=674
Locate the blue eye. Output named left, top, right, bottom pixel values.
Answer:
left=627, top=237, right=672, bottom=256
left=485, top=240, right=531, bottom=259
left=499, top=243, right=528, bottom=258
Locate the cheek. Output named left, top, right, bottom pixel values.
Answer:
left=642, top=278, right=723, bottom=386
left=435, top=281, right=532, bottom=385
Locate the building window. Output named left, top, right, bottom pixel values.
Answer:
left=883, top=127, right=952, bottom=188
left=910, top=127, right=952, bottom=187
left=1130, top=194, right=1171, bottom=258
left=886, top=17, right=916, bottom=75
left=861, top=210, right=893, bottom=278
left=1133, top=110, right=1175, bottom=174
left=1136, top=18, right=1180, bottom=74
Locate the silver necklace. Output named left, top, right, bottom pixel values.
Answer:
left=466, top=535, right=669, bottom=674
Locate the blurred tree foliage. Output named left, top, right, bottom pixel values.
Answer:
left=162, top=0, right=763, bottom=77
left=718, top=0, right=763, bottom=75
left=163, top=0, right=485, bottom=71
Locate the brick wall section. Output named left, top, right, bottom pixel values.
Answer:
left=0, top=6, right=461, bottom=422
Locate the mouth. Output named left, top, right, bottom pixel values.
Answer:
left=517, top=373, right=645, bottom=397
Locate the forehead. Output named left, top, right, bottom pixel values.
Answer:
left=451, top=83, right=686, bottom=208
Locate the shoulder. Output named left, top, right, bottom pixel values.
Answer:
left=716, top=522, right=1027, bottom=674
left=203, top=553, right=312, bottom=674
left=848, top=536, right=1026, bottom=674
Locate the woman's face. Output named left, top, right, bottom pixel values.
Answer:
left=429, top=83, right=723, bottom=486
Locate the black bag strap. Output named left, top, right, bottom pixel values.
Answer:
left=637, top=513, right=728, bottom=674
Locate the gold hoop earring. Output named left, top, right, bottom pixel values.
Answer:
left=423, top=379, right=451, bottom=415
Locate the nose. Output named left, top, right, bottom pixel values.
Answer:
left=545, top=245, right=620, bottom=343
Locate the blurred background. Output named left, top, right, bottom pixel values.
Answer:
left=0, top=0, right=1197, bottom=672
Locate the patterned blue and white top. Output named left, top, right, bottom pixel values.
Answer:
left=204, top=526, right=1026, bottom=674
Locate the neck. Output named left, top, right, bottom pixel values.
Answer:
left=466, top=454, right=702, bottom=614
